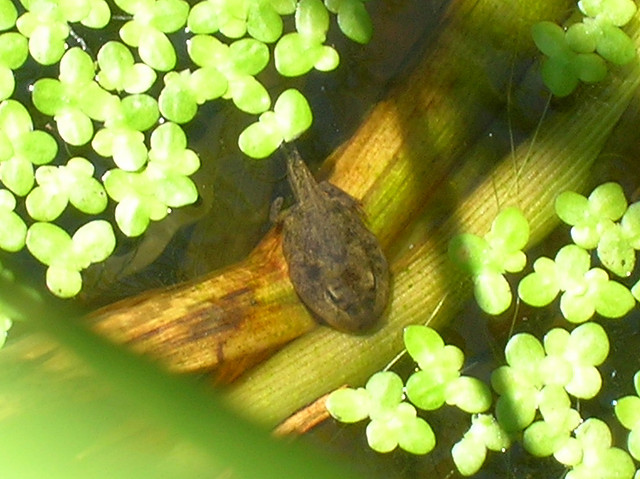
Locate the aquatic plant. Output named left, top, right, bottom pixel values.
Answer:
left=448, top=206, right=529, bottom=315
left=327, top=181, right=640, bottom=477
left=615, top=371, right=640, bottom=462
left=449, top=182, right=639, bottom=322
left=0, top=0, right=373, bottom=301
left=532, top=0, right=637, bottom=96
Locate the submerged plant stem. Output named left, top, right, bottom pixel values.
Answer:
left=227, top=5, right=640, bottom=425
left=83, top=0, right=640, bottom=426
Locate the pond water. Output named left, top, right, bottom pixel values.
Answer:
left=4, top=0, right=640, bottom=477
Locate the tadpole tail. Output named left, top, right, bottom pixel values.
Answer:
left=280, top=142, right=318, bottom=203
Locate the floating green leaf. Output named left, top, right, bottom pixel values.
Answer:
left=295, top=0, right=329, bottom=41
left=0, top=0, right=18, bottom=31
left=247, top=0, right=283, bottom=43
left=335, top=0, right=373, bottom=44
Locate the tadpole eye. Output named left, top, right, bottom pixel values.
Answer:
left=326, top=282, right=364, bottom=317
left=363, top=269, right=376, bottom=290
left=326, top=284, right=344, bottom=305
left=326, top=283, right=358, bottom=311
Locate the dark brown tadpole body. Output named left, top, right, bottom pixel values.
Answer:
left=275, top=146, right=390, bottom=333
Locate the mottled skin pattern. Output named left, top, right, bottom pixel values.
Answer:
left=275, top=148, right=390, bottom=333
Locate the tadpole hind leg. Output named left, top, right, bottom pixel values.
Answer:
left=269, top=196, right=286, bottom=223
